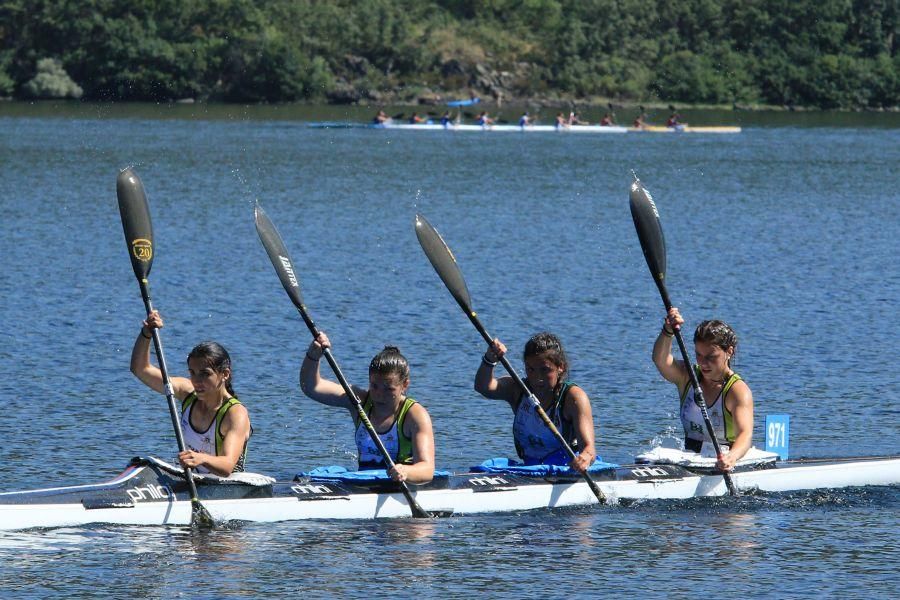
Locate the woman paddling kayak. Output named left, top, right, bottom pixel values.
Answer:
left=300, top=333, right=436, bottom=484
left=475, top=333, right=598, bottom=473
left=653, top=307, right=753, bottom=471
left=130, top=310, right=252, bottom=476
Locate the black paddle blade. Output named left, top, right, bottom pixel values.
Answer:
left=629, top=178, right=667, bottom=289
left=414, top=214, right=474, bottom=312
left=117, top=167, right=154, bottom=280
left=254, top=203, right=305, bottom=310
left=190, top=499, right=216, bottom=529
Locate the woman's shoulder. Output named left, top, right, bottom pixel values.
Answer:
left=562, top=382, right=591, bottom=405
left=727, top=376, right=752, bottom=397
left=223, top=400, right=251, bottom=420
left=404, top=396, right=430, bottom=416
left=401, top=398, right=434, bottom=434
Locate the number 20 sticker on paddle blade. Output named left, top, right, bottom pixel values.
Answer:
left=765, top=415, right=790, bottom=460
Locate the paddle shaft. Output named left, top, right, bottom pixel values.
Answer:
left=464, top=308, right=607, bottom=503
left=137, top=280, right=205, bottom=503
left=253, top=205, right=432, bottom=518
left=295, top=304, right=433, bottom=518
left=655, top=281, right=738, bottom=495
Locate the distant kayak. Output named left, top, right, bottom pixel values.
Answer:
left=632, top=125, right=742, bottom=133
left=307, top=121, right=740, bottom=133
left=308, top=121, right=629, bottom=133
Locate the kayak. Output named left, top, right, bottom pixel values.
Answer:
left=306, top=122, right=741, bottom=133
left=370, top=123, right=630, bottom=133
left=631, top=125, right=742, bottom=133
left=1, top=453, right=897, bottom=530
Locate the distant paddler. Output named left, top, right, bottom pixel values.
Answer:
left=633, top=106, right=649, bottom=129
left=408, top=112, right=428, bottom=125
left=568, top=111, right=589, bottom=126
left=476, top=111, right=494, bottom=126
left=666, top=105, right=687, bottom=129
left=131, top=310, right=252, bottom=476
left=301, top=333, right=436, bottom=484
left=653, top=308, right=753, bottom=471
left=476, top=334, right=599, bottom=473
left=518, top=111, right=532, bottom=127
left=373, top=110, right=391, bottom=125
left=600, top=103, right=616, bottom=126
left=554, top=112, right=568, bottom=129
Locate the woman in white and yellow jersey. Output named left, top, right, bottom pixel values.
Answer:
left=652, top=308, right=753, bottom=471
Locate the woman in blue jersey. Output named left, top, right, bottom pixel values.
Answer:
left=475, top=333, right=598, bottom=473
left=652, top=307, right=753, bottom=471
left=130, top=310, right=251, bottom=476
left=300, top=333, right=435, bottom=484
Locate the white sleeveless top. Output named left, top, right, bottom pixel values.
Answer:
left=181, top=403, right=216, bottom=474
left=679, top=372, right=741, bottom=446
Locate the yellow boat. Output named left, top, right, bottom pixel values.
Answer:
left=630, top=125, right=742, bottom=133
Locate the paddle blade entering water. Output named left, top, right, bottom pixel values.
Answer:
left=117, top=167, right=154, bottom=281
left=255, top=203, right=305, bottom=310
left=414, top=214, right=473, bottom=312
left=629, top=178, right=667, bottom=286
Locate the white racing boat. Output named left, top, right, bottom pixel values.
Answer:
left=1, top=453, right=897, bottom=530
left=374, top=122, right=629, bottom=133
left=307, top=122, right=741, bottom=133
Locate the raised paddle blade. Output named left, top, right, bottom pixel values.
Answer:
left=629, top=178, right=668, bottom=292
left=254, top=203, right=305, bottom=310
left=414, top=214, right=473, bottom=312
left=117, top=167, right=154, bottom=281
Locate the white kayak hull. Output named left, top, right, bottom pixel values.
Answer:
left=307, top=122, right=741, bottom=133
left=372, top=123, right=629, bottom=133
left=0, top=455, right=897, bottom=530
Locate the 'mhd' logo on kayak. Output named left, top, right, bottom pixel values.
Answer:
left=291, top=483, right=333, bottom=495
left=630, top=467, right=669, bottom=478
left=126, top=483, right=173, bottom=503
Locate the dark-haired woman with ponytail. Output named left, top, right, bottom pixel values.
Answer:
left=476, top=333, right=598, bottom=473
left=653, top=307, right=753, bottom=471
left=130, top=310, right=251, bottom=476
left=300, top=332, right=435, bottom=484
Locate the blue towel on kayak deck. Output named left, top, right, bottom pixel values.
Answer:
left=297, top=466, right=451, bottom=482
left=470, top=457, right=618, bottom=477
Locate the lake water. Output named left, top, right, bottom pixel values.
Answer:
left=0, top=103, right=898, bottom=598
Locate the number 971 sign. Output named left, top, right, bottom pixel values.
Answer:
left=765, top=414, right=790, bottom=460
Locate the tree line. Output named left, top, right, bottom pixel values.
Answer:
left=0, top=0, right=896, bottom=109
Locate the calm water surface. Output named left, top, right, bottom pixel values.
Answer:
left=0, top=105, right=898, bottom=598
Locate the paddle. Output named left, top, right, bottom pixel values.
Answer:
left=628, top=176, right=739, bottom=496
left=254, top=204, right=436, bottom=519
left=414, top=214, right=606, bottom=504
left=116, top=167, right=215, bottom=527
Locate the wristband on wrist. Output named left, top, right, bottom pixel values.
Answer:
left=662, top=325, right=675, bottom=337
left=141, top=329, right=152, bottom=340
left=306, top=352, right=320, bottom=362
left=482, top=354, right=498, bottom=367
